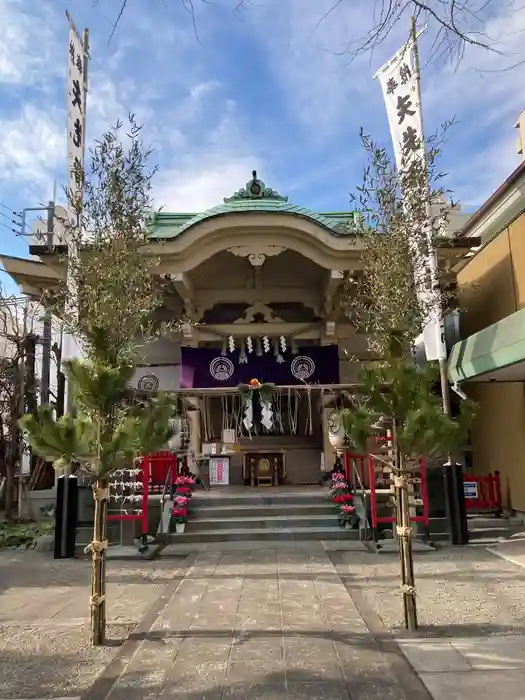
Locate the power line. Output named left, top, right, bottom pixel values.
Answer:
left=0, top=210, right=20, bottom=227
left=0, top=221, right=18, bottom=235
left=0, top=201, right=22, bottom=219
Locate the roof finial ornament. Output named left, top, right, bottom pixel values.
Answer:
left=223, top=172, right=288, bottom=203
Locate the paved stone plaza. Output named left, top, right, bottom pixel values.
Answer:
left=2, top=543, right=525, bottom=700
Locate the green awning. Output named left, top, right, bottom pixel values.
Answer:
left=448, top=307, right=525, bottom=383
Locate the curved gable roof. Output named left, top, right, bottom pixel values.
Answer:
left=149, top=171, right=359, bottom=240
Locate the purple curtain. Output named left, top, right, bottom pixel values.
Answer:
left=180, top=345, right=339, bottom=388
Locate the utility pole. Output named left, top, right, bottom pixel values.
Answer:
left=39, top=201, right=54, bottom=406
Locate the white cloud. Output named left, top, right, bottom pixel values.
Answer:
left=0, top=0, right=60, bottom=84
left=0, top=105, right=64, bottom=198
left=154, top=99, right=264, bottom=211
left=155, top=157, right=263, bottom=211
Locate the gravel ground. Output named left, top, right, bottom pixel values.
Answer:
left=339, top=546, right=525, bottom=637
left=0, top=550, right=193, bottom=699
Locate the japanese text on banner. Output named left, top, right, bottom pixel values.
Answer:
left=67, top=20, right=86, bottom=223
left=376, top=39, right=446, bottom=361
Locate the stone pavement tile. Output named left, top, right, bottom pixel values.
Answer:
left=345, top=680, right=407, bottom=700
left=160, top=683, right=223, bottom=700
left=236, top=613, right=282, bottom=630
left=419, top=669, right=525, bottom=700
left=281, top=615, right=328, bottom=632
left=131, top=638, right=183, bottom=668
left=230, top=636, right=283, bottom=662
left=190, top=614, right=236, bottom=630
left=164, top=661, right=227, bottom=692
left=334, top=641, right=395, bottom=682
left=450, top=635, right=525, bottom=669
left=284, top=637, right=342, bottom=679
left=286, top=682, right=350, bottom=700
left=226, top=659, right=286, bottom=683
left=221, top=683, right=287, bottom=700
left=396, top=639, right=471, bottom=673
left=175, top=635, right=232, bottom=662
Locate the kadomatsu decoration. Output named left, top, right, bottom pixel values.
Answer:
left=238, top=378, right=276, bottom=434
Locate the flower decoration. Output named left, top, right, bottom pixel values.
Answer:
left=249, top=378, right=261, bottom=388
left=171, top=507, right=188, bottom=523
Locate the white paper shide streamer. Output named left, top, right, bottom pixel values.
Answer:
left=376, top=37, right=446, bottom=361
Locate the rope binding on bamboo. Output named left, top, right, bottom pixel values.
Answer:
left=84, top=539, right=108, bottom=555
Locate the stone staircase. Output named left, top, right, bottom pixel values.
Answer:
left=159, top=488, right=359, bottom=545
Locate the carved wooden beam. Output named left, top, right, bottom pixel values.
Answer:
left=194, top=287, right=322, bottom=316
left=168, top=272, right=196, bottom=316
left=227, top=245, right=286, bottom=267
left=324, top=270, right=344, bottom=316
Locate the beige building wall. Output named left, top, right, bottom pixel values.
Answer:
left=458, top=211, right=525, bottom=512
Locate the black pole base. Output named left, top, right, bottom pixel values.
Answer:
left=54, top=475, right=78, bottom=559
left=443, top=462, right=469, bottom=545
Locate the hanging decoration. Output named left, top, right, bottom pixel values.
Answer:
left=305, top=386, right=313, bottom=436
left=239, top=344, right=248, bottom=364
left=109, top=467, right=144, bottom=517
left=287, top=388, right=299, bottom=435
left=216, top=333, right=311, bottom=365
left=237, top=378, right=275, bottom=434
left=274, top=337, right=285, bottom=364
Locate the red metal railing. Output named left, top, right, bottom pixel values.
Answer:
left=343, top=446, right=430, bottom=532
left=368, top=455, right=429, bottom=530
left=463, top=471, right=502, bottom=513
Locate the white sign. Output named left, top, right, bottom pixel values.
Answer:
left=463, top=481, right=479, bottom=500
left=376, top=37, right=446, bottom=361
left=209, top=457, right=230, bottom=486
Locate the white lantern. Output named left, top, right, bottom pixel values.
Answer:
left=327, top=411, right=345, bottom=449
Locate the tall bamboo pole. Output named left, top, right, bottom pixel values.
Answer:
left=90, top=478, right=108, bottom=645
left=410, top=15, right=468, bottom=546
left=392, top=418, right=417, bottom=630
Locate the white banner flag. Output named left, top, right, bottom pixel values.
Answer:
left=376, top=38, right=447, bottom=361
left=63, top=15, right=87, bottom=368
left=67, top=17, right=86, bottom=222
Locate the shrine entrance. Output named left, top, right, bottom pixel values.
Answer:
left=182, top=382, right=333, bottom=487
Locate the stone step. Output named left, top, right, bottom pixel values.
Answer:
left=191, top=503, right=336, bottom=519
left=188, top=513, right=338, bottom=532
left=163, top=526, right=359, bottom=544
left=188, top=491, right=332, bottom=508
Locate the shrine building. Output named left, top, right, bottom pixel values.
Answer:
left=2, top=172, right=474, bottom=493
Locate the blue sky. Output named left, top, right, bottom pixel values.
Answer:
left=0, top=0, right=523, bottom=293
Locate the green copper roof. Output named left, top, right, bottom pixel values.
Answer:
left=448, top=308, right=525, bottom=383
left=148, top=171, right=359, bottom=240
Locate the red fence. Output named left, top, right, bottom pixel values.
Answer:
left=343, top=449, right=430, bottom=532
left=463, top=471, right=502, bottom=513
